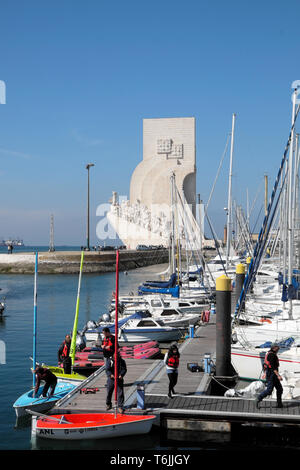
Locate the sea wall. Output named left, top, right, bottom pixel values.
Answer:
left=0, top=249, right=170, bottom=274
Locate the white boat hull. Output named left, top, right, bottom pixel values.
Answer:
left=231, top=348, right=300, bottom=380
left=33, top=416, right=155, bottom=440
left=118, top=328, right=183, bottom=343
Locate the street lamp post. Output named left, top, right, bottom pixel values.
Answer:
left=86, top=163, right=95, bottom=251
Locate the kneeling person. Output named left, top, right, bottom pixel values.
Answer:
left=33, top=366, right=57, bottom=398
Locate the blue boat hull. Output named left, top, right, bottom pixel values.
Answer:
left=13, top=381, right=76, bottom=418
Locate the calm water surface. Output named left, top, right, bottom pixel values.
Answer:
left=0, top=255, right=167, bottom=450
left=0, top=249, right=298, bottom=453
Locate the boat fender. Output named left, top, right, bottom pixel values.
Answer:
left=259, top=318, right=272, bottom=324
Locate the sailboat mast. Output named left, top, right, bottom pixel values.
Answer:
left=32, top=252, right=38, bottom=388
left=170, top=172, right=176, bottom=274
left=288, top=88, right=297, bottom=317
left=114, top=250, right=120, bottom=418
left=226, top=113, right=236, bottom=269
left=70, top=251, right=84, bottom=366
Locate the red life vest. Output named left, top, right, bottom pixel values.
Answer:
left=167, top=355, right=179, bottom=368
left=102, top=335, right=114, bottom=352
left=264, top=351, right=279, bottom=370
left=203, top=310, right=210, bottom=322
left=61, top=341, right=69, bottom=358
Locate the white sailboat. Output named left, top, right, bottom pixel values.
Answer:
left=231, top=92, right=300, bottom=381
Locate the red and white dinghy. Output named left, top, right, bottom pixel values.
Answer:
left=32, top=412, right=156, bottom=440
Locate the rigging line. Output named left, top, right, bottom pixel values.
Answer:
left=234, top=206, right=252, bottom=255
left=250, top=205, right=263, bottom=239
left=206, top=133, right=231, bottom=211
left=232, top=101, right=300, bottom=326
left=234, top=205, right=251, bottom=252
left=248, top=178, right=264, bottom=228
left=233, top=171, right=287, bottom=325
left=175, top=186, right=214, bottom=291
left=205, top=211, right=228, bottom=278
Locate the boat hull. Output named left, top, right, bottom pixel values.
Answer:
left=13, top=382, right=76, bottom=418
left=118, top=329, right=183, bottom=343
left=34, top=413, right=156, bottom=440
left=43, top=365, right=87, bottom=384
left=231, top=348, right=300, bottom=380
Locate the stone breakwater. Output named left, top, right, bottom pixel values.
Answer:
left=0, top=249, right=169, bottom=274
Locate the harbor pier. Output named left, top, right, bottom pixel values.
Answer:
left=0, top=249, right=169, bottom=274
left=48, top=317, right=300, bottom=444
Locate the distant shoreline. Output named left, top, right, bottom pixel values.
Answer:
left=0, top=249, right=169, bottom=274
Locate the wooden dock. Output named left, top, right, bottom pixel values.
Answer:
left=53, top=315, right=300, bottom=434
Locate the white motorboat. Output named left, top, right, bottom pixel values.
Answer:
left=231, top=336, right=300, bottom=381
left=117, top=317, right=185, bottom=343
left=121, top=294, right=204, bottom=316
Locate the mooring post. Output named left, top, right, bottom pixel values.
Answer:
left=216, top=274, right=232, bottom=377
left=235, top=263, right=245, bottom=310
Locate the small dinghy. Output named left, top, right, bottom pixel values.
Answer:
left=13, top=381, right=76, bottom=418
left=42, top=365, right=87, bottom=384
left=32, top=412, right=156, bottom=440
left=58, top=359, right=105, bottom=376
left=74, top=340, right=161, bottom=361
left=120, top=347, right=160, bottom=360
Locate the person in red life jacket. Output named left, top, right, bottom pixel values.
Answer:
left=33, top=366, right=57, bottom=398
left=105, top=351, right=127, bottom=413
left=101, top=328, right=116, bottom=365
left=58, top=334, right=72, bottom=374
left=164, top=344, right=180, bottom=398
left=256, top=343, right=283, bottom=409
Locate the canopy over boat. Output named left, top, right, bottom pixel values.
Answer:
left=138, top=285, right=180, bottom=298
left=143, top=273, right=177, bottom=288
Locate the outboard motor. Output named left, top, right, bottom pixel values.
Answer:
left=102, top=313, right=111, bottom=323
left=86, top=320, right=97, bottom=330
left=76, top=331, right=86, bottom=351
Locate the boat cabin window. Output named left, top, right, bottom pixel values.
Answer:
left=136, top=320, right=157, bottom=327
left=150, top=300, right=163, bottom=307
left=161, top=310, right=178, bottom=316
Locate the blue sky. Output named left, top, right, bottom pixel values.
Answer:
left=0, top=0, right=299, bottom=245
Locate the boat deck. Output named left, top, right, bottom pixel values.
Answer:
left=53, top=316, right=300, bottom=428
left=143, top=393, right=300, bottom=425
left=54, top=318, right=216, bottom=412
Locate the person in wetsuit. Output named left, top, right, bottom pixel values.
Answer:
left=33, top=366, right=57, bottom=398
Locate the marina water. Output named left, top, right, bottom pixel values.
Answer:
left=0, top=247, right=163, bottom=450
left=0, top=247, right=299, bottom=451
